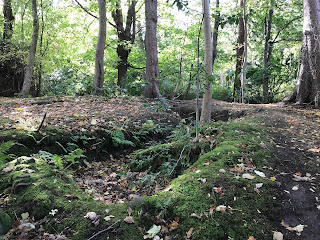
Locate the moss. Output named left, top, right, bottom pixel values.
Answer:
left=125, top=119, right=275, bottom=239
left=0, top=116, right=276, bottom=240
left=0, top=211, right=12, bottom=236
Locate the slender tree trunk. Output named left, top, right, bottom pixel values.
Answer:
left=172, top=29, right=188, bottom=99
left=233, top=0, right=245, bottom=102
left=143, top=0, right=160, bottom=98
left=3, top=0, right=14, bottom=40
left=212, top=0, right=220, bottom=66
left=112, top=0, right=136, bottom=89
left=94, top=0, right=106, bottom=95
left=286, top=0, right=320, bottom=107
left=200, top=0, right=213, bottom=124
left=183, top=64, right=194, bottom=99
left=20, top=0, right=39, bottom=96
left=262, top=8, right=273, bottom=103
left=240, top=0, right=247, bottom=103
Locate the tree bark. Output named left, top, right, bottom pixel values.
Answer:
left=233, top=0, right=245, bottom=102
left=240, top=0, right=247, bottom=103
left=112, top=0, right=136, bottom=89
left=93, top=0, right=106, bottom=95
left=286, top=0, right=320, bottom=107
left=262, top=8, right=274, bottom=103
left=200, top=0, right=213, bottom=124
left=3, top=0, right=14, bottom=40
left=21, top=0, right=39, bottom=96
left=143, top=0, right=160, bottom=98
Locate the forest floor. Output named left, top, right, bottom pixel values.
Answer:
left=0, top=96, right=319, bottom=239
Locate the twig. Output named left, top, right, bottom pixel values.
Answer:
left=74, top=0, right=98, bottom=19
left=36, top=112, right=47, bottom=132
left=87, top=219, right=121, bottom=240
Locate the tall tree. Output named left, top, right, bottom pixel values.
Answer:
left=286, top=0, right=320, bottom=107
left=262, top=6, right=273, bottom=103
left=93, top=0, right=107, bottom=95
left=200, top=0, right=213, bottom=124
left=21, top=0, right=39, bottom=96
left=3, top=0, right=15, bottom=40
left=112, top=0, right=136, bottom=89
left=233, top=0, right=245, bottom=102
left=143, top=0, right=160, bottom=98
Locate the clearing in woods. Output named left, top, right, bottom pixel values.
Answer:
left=0, top=97, right=319, bottom=239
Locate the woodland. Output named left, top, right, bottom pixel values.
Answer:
left=0, top=0, right=320, bottom=240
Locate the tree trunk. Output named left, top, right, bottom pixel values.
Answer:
left=112, top=0, right=136, bottom=89
left=20, top=0, right=39, bottom=96
left=143, top=0, right=160, bottom=98
left=93, top=0, right=106, bottom=95
left=233, top=0, right=245, bottom=102
left=200, top=0, right=213, bottom=124
left=172, top=29, right=188, bottom=99
left=240, top=0, right=247, bottom=103
left=3, top=0, right=14, bottom=40
left=286, top=0, right=320, bottom=107
left=262, top=8, right=273, bottom=103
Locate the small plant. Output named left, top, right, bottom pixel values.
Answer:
left=36, top=148, right=84, bottom=170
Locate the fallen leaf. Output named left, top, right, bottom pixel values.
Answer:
left=254, top=170, right=266, bottom=178
left=308, top=148, right=320, bottom=154
left=190, top=213, right=202, bottom=219
left=216, top=205, right=227, bottom=213
left=169, top=221, right=178, bottom=231
left=84, top=212, right=97, bottom=220
left=292, top=185, right=299, bottom=191
left=270, top=177, right=276, bottom=181
left=21, top=212, right=29, bottom=220
left=242, top=173, right=255, bottom=180
left=186, top=227, right=194, bottom=239
left=273, top=231, right=283, bottom=240
left=124, top=216, right=134, bottom=224
left=147, top=224, right=161, bottom=235
left=281, top=221, right=304, bottom=236
left=127, top=207, right=133, bottom=216
left=104, top=215, right=115, bottom=221
left=292, top=174, right=313, bottom=182
left=197, top=178, right=207, bottom=183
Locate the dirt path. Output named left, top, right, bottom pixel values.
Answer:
left=250, top=106, right=320, bottom=239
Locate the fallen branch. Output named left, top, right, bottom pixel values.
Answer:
left=36, top=112, right=47, bottom=132
left=87, top=219, right=121, bottom=240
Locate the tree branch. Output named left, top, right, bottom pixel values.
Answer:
left=74, top=0, right=98, bottom=19
left=271, top=15, right=301, bottom=43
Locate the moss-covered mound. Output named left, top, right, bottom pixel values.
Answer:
left=0, top=118, right=277, bottom=239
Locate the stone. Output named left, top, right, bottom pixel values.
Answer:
left=129, top=196, right=145, bottom=209
left=0, top=211, right=12, bottom=236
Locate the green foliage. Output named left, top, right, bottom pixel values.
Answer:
left=102, top=128, right=135, bottom=147
left=36, top=148, right=84, bottom=170
left=42, top=67, right=93, bottom=96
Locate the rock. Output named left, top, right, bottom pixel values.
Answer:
left=16, top=156, right=35, bottom=164
left=129, top=196, right=145, bottom=209
left=14, top=182, right=31, bottom=194
left=0, top=211, right=12, bottom=236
